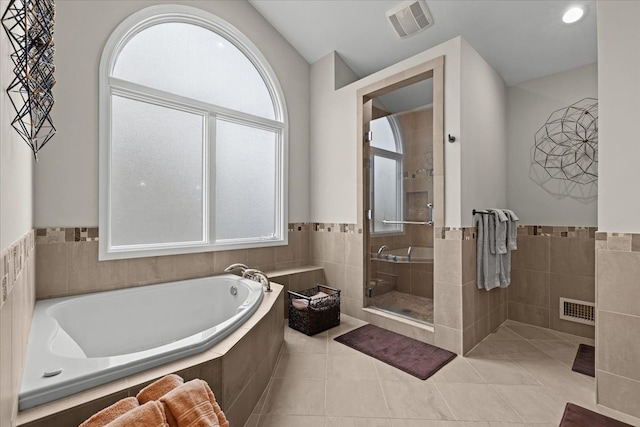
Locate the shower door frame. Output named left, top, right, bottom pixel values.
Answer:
left=357, top=56, right=445, bottom=324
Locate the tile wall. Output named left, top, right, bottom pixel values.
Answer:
left=434, top=227, right=507, bottom=355
left=0, top=230, right=36, bottom=427
left=309, top=223, right=363, bottom=320
left=509, top=226, right=596, bottom=339
left=595, top=232, right=640, bottom=418
left=35, top=225, right=311, bottom=299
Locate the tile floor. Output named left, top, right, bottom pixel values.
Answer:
left=244, top=316, right=640, bottom=427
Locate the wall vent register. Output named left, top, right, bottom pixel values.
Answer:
left=559, top=297, right=595, bottom=325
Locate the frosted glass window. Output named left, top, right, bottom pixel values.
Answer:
left=113, top=23, right=275, bottom=120
left=372, top=155, right=401, bottom=234
left=215, top=120, right=277, bottom=240
left=100, top=6, right=287, bottom=260
left=370, top=116, right=401, bottom=153
left=111, top=96, right=205, bottom=246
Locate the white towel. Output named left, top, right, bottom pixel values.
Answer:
left=476, top=209, right=518, bottom=291
left=503, top=209, right=519, bottom=250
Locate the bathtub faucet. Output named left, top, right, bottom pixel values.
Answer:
left=377, top=245, right=390, bottom=258
left=243, top=269, right=272, bottom=293
left=224, top=263, right=249, bottom=275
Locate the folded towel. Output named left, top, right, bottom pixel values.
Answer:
left=79, top=397, right=139, bottom=427
left=202, top=380, right=229, bottom=427
left=488, top=209, right=508, bottom=255
left=160, top=379, right=220, bottom=427
left=292, top=291, right=330, bottom=310
left=137, top=374, right=184, bottom=404
left=105, top=401, right=168, bottom=427
left=503, top=209, right=519, bottom=250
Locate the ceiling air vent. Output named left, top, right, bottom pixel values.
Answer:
left=387, top=0, right=434, bottom=39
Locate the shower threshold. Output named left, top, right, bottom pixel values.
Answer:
left=368, top=291, right=433, bottom=326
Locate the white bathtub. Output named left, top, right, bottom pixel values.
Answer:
left=19, top=274, right=263, bottom=410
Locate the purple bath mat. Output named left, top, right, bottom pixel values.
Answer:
left=559, top=403, right=632, bottom=427
left=571, top=344, right=595, bottom=377
left=334, top=324, right=456, bottom=380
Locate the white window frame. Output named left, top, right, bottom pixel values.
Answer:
left=99, top=5, right=288, bottom=260
left=370, top=115, right=404, bottom=236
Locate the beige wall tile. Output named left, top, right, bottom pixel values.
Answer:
left=598, top=250, right=640, bottom=317
left=508, top=269, right=549, bottom=308
left=276, top=232, right=301, bottom=264
left=550, top=237, right=594, bottom=277
left=310, top=231, right=323, bottom=261
left=322, top=232, right=345, bottom=265
left=173, top=252, right=216, bottom=280
left=511, top=236, right=549, bottom=272
left=597, top=370, right=640, bottom=419
left=322, top=261, right=346, bottom=290
left=344, top=233, right=362, bottom=268
left=67, top=242, right=100, bottom=294
left=462, top=282, right=479, bottom=328
left=0, top=296, right=13, bottom=427
left=463, top=323, right=478, bottom=354
left=598, top=310, right=640, bottom=382
left=126, top=256, right=175, bottom=286
left=434, top=282, right=462, bottom=329
left=607, top=234, right=631, bottom=252
left=344, top=265, right=363, bottom=301
left=434, top=239, right=461, bottom=285
left=97, top=259, right=128, bottom=290
left=549, top=273, right=595, bottom=307
left=461, top=239, right=476, bottom=284
left=35, top=243, right=68, bottom=298
left=213, top=249, right=248, bottom=273
left=508, top=301, right=549, bottom=328
left=435, top=324, right=462, bottom=355
left=549, top=311, right=594, bottom=339
left=247, top=248, right=276, bottom=271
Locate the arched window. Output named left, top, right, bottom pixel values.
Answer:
left=99, top=5, right=288, bottom=259
left=370, top=115, right=403, bottom=234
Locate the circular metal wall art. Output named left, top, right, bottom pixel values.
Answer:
left=533, top=98, right=598, bottom=185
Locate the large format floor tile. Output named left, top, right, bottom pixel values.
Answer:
left=245, top=316, right=640, bottom=427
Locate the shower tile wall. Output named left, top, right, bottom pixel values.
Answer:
left=0, top=230, right=36, bottom=427
left=35, top=225, right=311, bottom=299
left=508, top=225, right=596, bottom=339
left=435, top=227, right=508, bottom=355
left=596, top=232, right=640, bottom=418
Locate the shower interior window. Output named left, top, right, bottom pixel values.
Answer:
left=370, top=115, right=404, bottom=235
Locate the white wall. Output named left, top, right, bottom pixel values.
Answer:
left=0, top=0, right=34, bottom=249
left=597, top=1, right=640, bottom=233
left=460, top=39, right=507, bottom=228
left=310, top=38, right=462, bottom=226
left=506, top=63, right=598, bottom=226
left=34, top=0, right=310, bottom=227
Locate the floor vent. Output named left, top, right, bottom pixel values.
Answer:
left=559, top=297, right=595, bottom=325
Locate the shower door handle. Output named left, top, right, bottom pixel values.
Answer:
left=427, top=203, right=434, bottom=226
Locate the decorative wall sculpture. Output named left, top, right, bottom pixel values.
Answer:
left=2, top=0, right=56, bottom=161
left=533, top=98, right=598, bottom=184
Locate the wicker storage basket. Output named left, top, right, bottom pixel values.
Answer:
left=288, top=285, right=341, bottom=336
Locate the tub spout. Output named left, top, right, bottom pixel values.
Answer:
left=243, top=269, right=272, bottom=292
left=377, top=245, right=390, bottom=258
left=224, top=263, right=248, bottom=274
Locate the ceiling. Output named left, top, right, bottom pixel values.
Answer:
left=248, top=0, right=597, bottom=86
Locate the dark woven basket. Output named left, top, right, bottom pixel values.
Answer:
left=288, top=285, right=341, bottom=336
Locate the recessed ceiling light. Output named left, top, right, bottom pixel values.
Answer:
left=563, top=6, right=585, bottom=24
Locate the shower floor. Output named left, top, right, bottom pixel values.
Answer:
left=368, top=290, right=433, bottom=325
